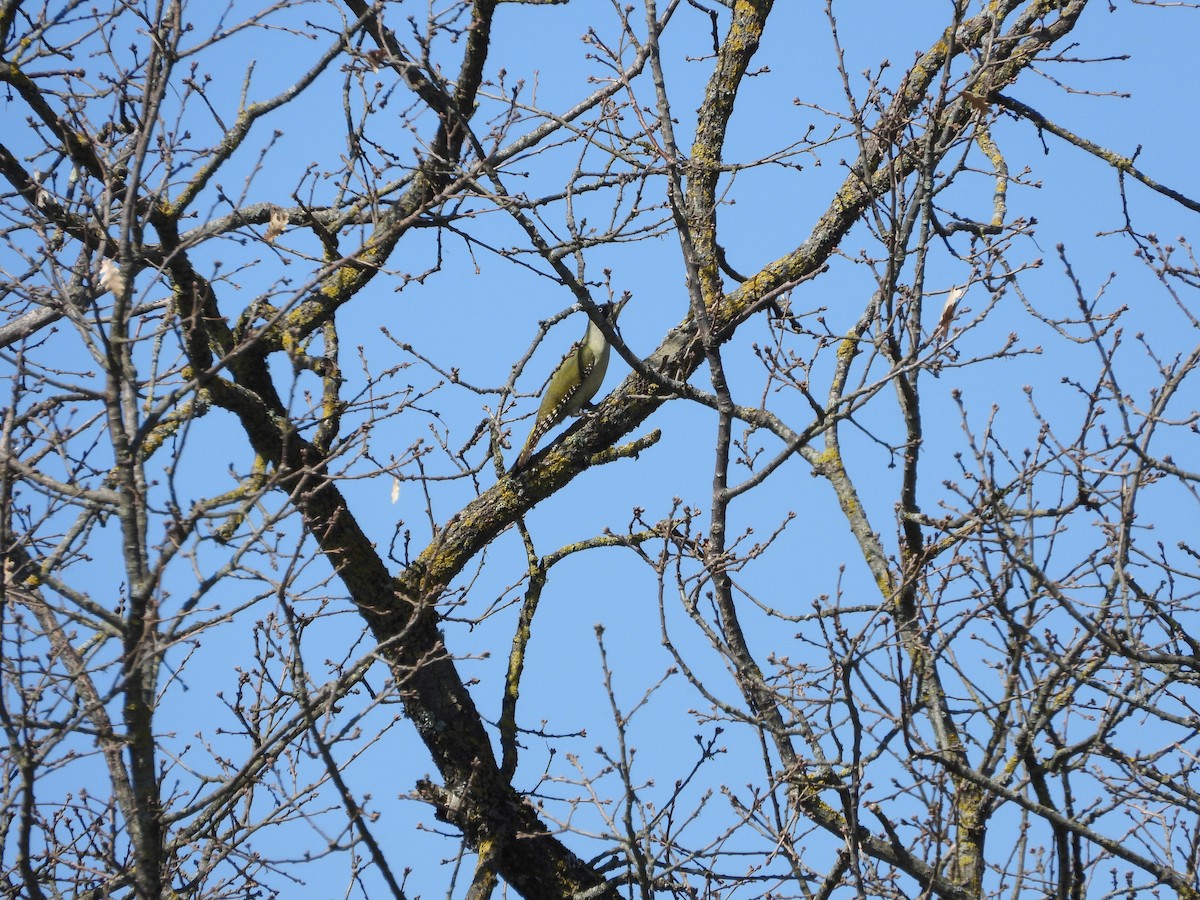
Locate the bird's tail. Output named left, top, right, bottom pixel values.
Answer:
left=510, top=429, right=537, bottom=473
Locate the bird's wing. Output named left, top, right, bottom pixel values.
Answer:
left=571, top=339, right=598, bottom=381
left=517, top=340, right=585, bottom=464
left=513, top=338, right=603, bottom=470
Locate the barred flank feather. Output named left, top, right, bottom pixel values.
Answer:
left=515, top=340, right=596, bottom=469
left=510, top=297, right=626, bottom=472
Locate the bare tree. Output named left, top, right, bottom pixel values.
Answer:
left=3, top=1, right=1199, bottom=898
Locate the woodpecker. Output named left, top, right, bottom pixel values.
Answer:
left=513, top=297, right=628, bottom=470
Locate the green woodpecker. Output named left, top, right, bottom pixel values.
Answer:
left=513, top=297, right=628, bottom=470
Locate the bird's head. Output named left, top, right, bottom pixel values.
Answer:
left=603, top=293, right=631, bottom=324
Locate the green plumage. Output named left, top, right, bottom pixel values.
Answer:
left=513, top=299, right=626, bottom=470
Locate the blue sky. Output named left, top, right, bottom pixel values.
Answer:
left=5, top=1, right=1200, bottom=896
